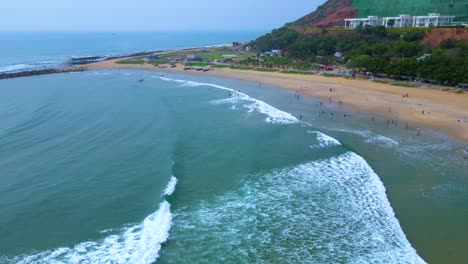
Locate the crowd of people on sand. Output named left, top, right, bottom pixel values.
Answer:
left=257, top=83, right=468, bottom=159
left=289, top=86, right=432, bottom=138
left=297, top=84, right=468, bottom=159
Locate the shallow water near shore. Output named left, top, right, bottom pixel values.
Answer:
left=0, top=69, right=466, bottom=263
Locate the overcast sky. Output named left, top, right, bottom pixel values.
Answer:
left=0, top=0, right=326, bottom=31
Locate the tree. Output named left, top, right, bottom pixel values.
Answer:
left=385, top=58, right=418, bottom=78
left=393, top=40, right=421, bottom=58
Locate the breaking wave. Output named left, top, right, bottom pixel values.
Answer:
left=6, top=176, right=178, bottom=264
left=166, top=152, right=425, bottom=263
left=311, top=131, right=342, bottom=148
left=159, top=77, right=299, bottom=124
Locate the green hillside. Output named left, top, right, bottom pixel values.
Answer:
left=353, top=0, right=468, bottom=21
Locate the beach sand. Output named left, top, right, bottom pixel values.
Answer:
left=85, top=59, right=468, bottom=142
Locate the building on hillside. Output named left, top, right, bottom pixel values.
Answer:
left=382, top=14, right=413, bottom=28
left=271, top=50, right=282, bottom=56
left=262, top=50, right=282, bottom=57
left=344, top=13, right=455, bottom=28
left=417, top=53, right=431, bottom=61
left=334, top=52, right=344, bottom=58
left=413, top=13, right=455, bottom=27
left=344, top=16, right=381, bottom=28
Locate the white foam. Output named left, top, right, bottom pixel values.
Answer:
left=169, top=152, right=425, bottom=263
left=159, top=77, right=298, bottom=124
left=0, top=64, right=33, bottom=73
left=313, top=131, right=341, bottom=148
left=365, top=134, right=399, bottom=146
left=163, top=176, right=178, bottom=196
left=10, top=179, right=176, bottom=264
left=336, top=129, right=399, bottom=148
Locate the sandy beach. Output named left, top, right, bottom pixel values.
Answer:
left=85, top=59, right=468, bottom=142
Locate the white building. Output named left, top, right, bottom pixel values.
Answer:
left=344, top=16, right=382, bottom=28
left=344, top=13, right=455, bottom=29
left=383, top=14, right=413, bottom=28
left=413, top=13, right=454, bottom=27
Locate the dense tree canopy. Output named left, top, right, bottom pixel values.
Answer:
left=250, top=26, right=468, bottom=85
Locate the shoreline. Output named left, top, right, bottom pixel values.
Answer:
left=85, top=59, right=468, bottom=142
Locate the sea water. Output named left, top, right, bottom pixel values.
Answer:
left=0, top=31, right=264, bottom=72
left=1, top=69, right=466, bottom=263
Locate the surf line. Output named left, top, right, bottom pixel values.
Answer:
left=7, top=175, right=178, bottom=264
left=158, top=76, right=299, bottom=125
left=158, top=76, right=346, bottom=149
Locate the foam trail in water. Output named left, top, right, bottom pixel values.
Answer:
left=164, top=176, right=178, bottom=196
left=336, top=128, right=399, bottom=148
left=9, top=176, right=177, bottom=264
left=158, top=77, right=298, bottom=124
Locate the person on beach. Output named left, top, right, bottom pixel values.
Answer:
left=300, top=115, right=303, bottom=120
left=417, top=128, right=420, bottom=136
left=320, top=102, right=323, bottom=107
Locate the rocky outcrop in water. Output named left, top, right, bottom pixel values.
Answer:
left=0, top=67, right=87, bottom=80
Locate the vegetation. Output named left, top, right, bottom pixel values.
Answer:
left=322, top=73, right=341, bottom=77
left=116, top=59, right=145, bottom=65
left=280, top=70, right=314, bottom=75
left=390, top=82, right=418, bottom=88
left=192, top=47, right=249, bottom=62
left=211, top=65, right=229, bottom=68
left=250, top=26, right=468, bottom=85
left=229, top=66, right=254, bottom=70
left=254, top=68, right=279, bottom=72
left=185, top=62, right=211, bottom=67
left=149, top=60, right=169, bottom=65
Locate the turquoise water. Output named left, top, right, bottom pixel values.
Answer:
left=0, top=31, right=265, bottom=72
left=1, top=69, right=466, bottom=263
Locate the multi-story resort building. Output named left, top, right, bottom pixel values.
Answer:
left=344, top=13, right=455, bottom=28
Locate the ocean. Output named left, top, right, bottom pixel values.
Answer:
left=0, top=31, right=264, bottom=73
left=0, top=32, right=467, bottom=264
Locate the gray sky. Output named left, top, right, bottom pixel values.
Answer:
left=0, top=0, right=325, bottom=31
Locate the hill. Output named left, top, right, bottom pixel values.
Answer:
left=290, top=0, right=468, bottom=28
